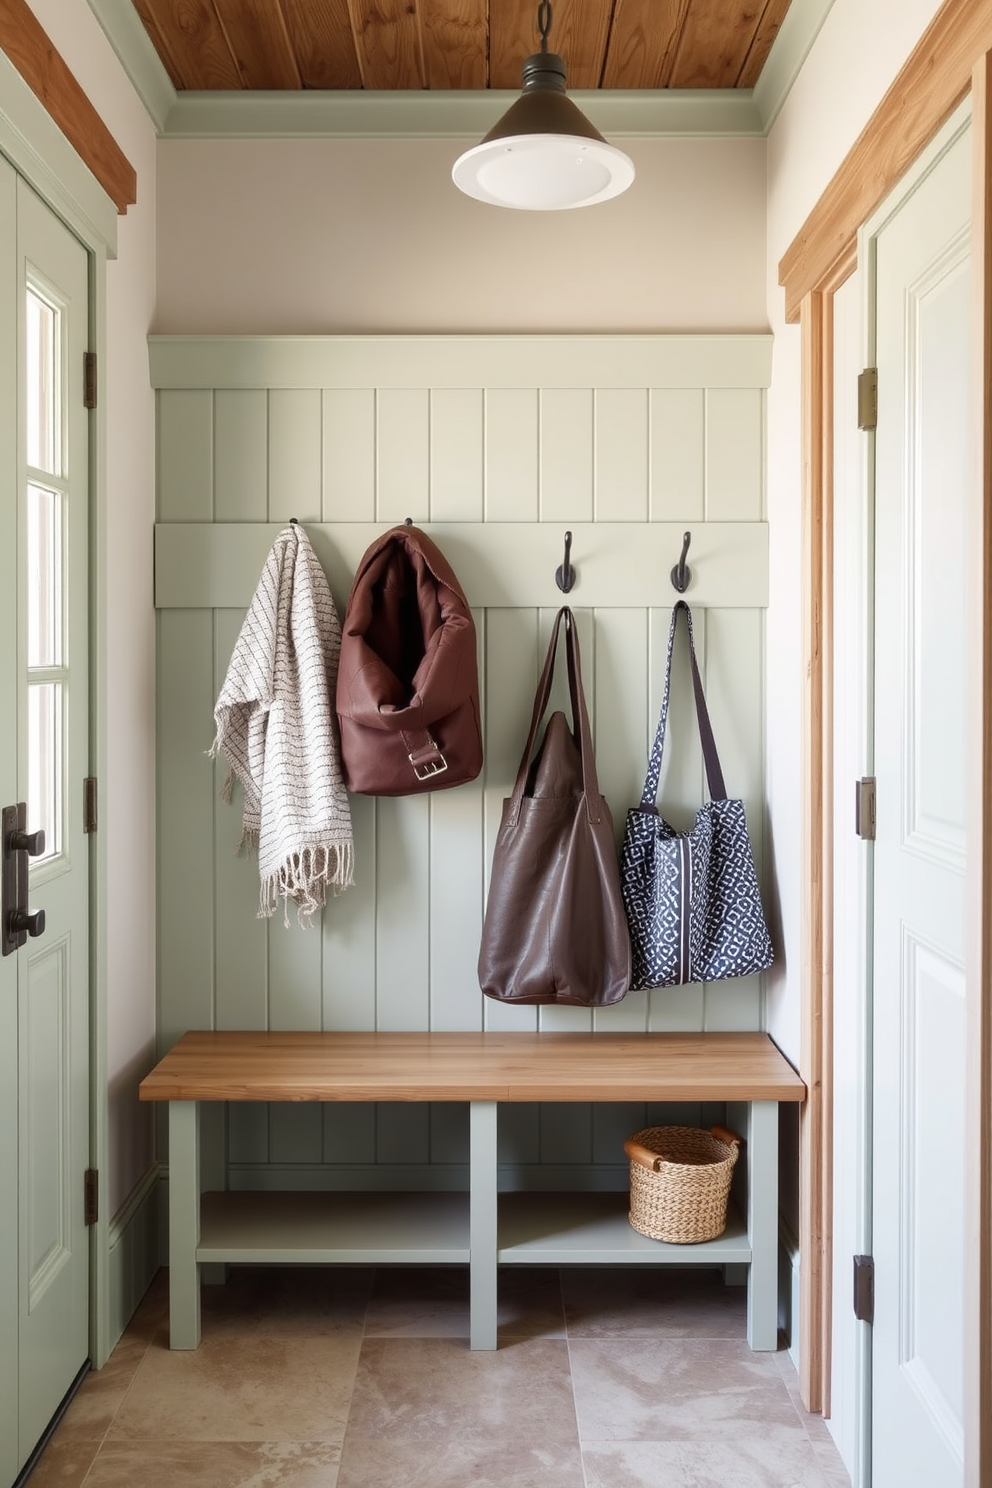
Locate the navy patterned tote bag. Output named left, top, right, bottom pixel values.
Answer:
left=620, top=601, right=774, bottom=989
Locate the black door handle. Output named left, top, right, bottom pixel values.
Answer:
left=10, top=828, right=45, bottom=857
left=9, top=907, right=45, bottom=938
left=2, top=803, right=48, bottom=956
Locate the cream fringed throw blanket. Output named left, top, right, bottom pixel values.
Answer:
left=210, top=524, right=354, bottom=924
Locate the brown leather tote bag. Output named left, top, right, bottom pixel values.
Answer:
left=478, top=607, right=631, bottom=1006
left=336, top=525, right=483, bottom=796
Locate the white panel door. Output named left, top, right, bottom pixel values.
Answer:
left=0, top=170, right=91, bottom=1484
left=870, top=119, right=970, bottom=1488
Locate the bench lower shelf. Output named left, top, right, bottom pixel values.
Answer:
left=195, top=1189, right=749, bottom=1267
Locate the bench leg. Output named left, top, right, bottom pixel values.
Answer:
left=168, top=1100, right=201, bottom=1349
left=469, top=1100, right=498, bottom=1350
left=746, top=1099, right=779, bottom=1351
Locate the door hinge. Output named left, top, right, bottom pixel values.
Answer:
left=855, top=777, right=876, bottom=840
left=83, top=777, right=98, bottom=834
left=857, top=366, right=877, bottom=430
left=854, top=1254, right=874, bottom=1324
left=83, top=351, right=97, bottom=410
left=84, top=1169, right=99, bottom=1226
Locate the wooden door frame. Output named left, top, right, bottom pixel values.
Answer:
left=779, top=3, right=992, bottom=1481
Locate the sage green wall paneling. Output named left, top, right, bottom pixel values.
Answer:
left=151, top=335, right=773, bottom=1190
left=157, top=610, right=216, bottom=1047
left=268, top=389, right=321, bottom=523
left=540, top=389, right=594, bottom=524
left=481, top=607, right=539, bottom=1033
left=377, top=389, right=429, bottom=524
left=214, top=391, right=267, bottom=522
left=323, top=389, right=375, bottom=522
left=213, top=608, right=268, bottom=1031
left=375, top=797, right=430, bottom=1030
left=485, top=389, right=538, bottom=522
left=378, top=1103, right=430, bottom=1165
left=323, top=1102, right=375, bottom=1165
left=430, top=1103, right=470, bottom=1166
left=158, top=390, right=213, bottom=521
left=650, top=389, right=705, bottom=521
left=322, top=793, right=377, bottom=1031
left=430, top=389, right=483, bottom=522
left=705, top=388, right=763, bottom=521
left=595, top=389, right=649, bottom=522
left=592, top=607, right=651, bottom=1034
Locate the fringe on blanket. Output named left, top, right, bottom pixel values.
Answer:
left=259, top=844, right=356, bottom=927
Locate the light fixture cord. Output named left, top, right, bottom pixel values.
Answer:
left=537, top=0, right=552, bottom=53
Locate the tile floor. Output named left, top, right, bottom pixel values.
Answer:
left=29, top=1265, right=852, bottom=1488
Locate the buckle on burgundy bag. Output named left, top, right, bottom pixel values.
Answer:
left=409, top=736, right=448, bottom=781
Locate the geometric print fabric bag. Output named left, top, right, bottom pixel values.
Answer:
left=619, top=600, right=774, bottom=989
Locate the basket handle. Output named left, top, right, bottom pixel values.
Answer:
left=710, top=1124, right=743, bottom=1149
left=623, top=1138, right=663, bottom=1172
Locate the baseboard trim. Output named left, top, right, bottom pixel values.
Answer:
left=107, top=1162, right=164, bottom=1348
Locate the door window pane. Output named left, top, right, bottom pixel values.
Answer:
left=28, top=683, right=62, bottom=864
left=27, top=484, right=62, bottom=668
left=26, top=287, right=59, bottom=477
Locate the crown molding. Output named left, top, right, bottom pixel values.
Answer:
left=89, top=0, right=834, bottom=141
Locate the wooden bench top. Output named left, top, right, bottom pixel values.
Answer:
left=139, top=1030, right=805, bottom=1105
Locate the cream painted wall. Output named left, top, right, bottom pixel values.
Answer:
left=25, top=1, right=158, bottom=1217
left=764, top=1, right=946, bottom=1477
left=153, top=136, right=767, bottom=334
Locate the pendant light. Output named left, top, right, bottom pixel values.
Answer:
left=452, top=1, right=634, bottom=211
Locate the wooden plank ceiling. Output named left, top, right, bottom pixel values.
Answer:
left=131, top=0, right=794, bottom=93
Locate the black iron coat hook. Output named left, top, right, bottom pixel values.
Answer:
left=555, top=531, right=576, bottom=593
left=670, top=530, right=692, bottom=593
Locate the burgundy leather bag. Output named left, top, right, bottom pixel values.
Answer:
left=336, top=525, right=483, bottom=796
left=478, top=607, right=631, bottom=1006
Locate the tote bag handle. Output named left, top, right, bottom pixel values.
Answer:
left=640, top=601, right=727, bottom=808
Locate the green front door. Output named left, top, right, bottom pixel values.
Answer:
left=0, top=158, right=92, bottom=1485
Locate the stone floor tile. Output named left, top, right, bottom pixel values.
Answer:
left=344, top=1337, right=578, bottom=1443
left=562, top=1265, right=746, bottom=1340
left=18, top=1439, right=100, bottom=1488
left=107, top=1332, right=360, bottom=1442
left=569, top=1338, right=806, bottom=1443
left=581, top=1439, right=838, bottom=1488
left=336, top=1438, right=585, bottom=1488
left=363, top=1266, right=470, bottom=1337
left=192, top=1265, right=372, bottom=1340
left=53, top=1338, right=150, bottom=1443
left=82, top=1440, right=341, bottom=1487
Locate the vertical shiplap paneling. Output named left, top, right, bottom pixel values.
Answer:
left=595, top=388, right=649, bottom=521
left=431, top=389, right=483, bottom=521
left=646, top=604, right=706, bottom=1032
left=375, top=797, right=431, bottom=1029
left=429, top=610, right=486, bottom=1032
left=591, top=607, right=649, bottom=1033
left=650, top=388, right=705, bottom=521
left=214, top=391, right=267, bottom=522
left=540, top=389, right=593, bottom=523
left=268, top=389, right=322, bottom=523
left=430, top=1104, right=469, bottom=1166
left=705, top=388, right=763, bottom=521
left=377, top=1103, right=430, bottom=1167
left=377, top=389, right=429, bottom=524
left=323, top=388, right=376, bottom=521
left=700, top=607, right=763, bottom=1032
left=538, top=605, right=594, bottom=1034
left=158, top=390, right=213, bottom=522
left=213, top=609, right=268, bottom=1031
left=267, top=905, right=324, bottom=1165
left=322, top=793, right=377, bottom=1031
left=481, top=608, right=540, bottom=1032
left=541, top=1104, right=592, bottom=1167
left=323, top=1101, right=376, bottom=1166
left=485, top=389, right=538, bottom=521
left=157, top=610, right=216, bottom=1048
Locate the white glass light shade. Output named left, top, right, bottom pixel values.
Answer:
left=452, top=134, right=634, bottom=210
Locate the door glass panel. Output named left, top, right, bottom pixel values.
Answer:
left=26, top=287, right=58, bottom=477
left=27, top=683, right=61, bottom=863
left=26, top=484, right=61, bottom=668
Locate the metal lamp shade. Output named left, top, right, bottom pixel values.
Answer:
left=452, top=51, right=635, bottom=211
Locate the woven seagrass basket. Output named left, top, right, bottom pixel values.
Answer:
left=624, top=1125, right=742, bottom=1244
